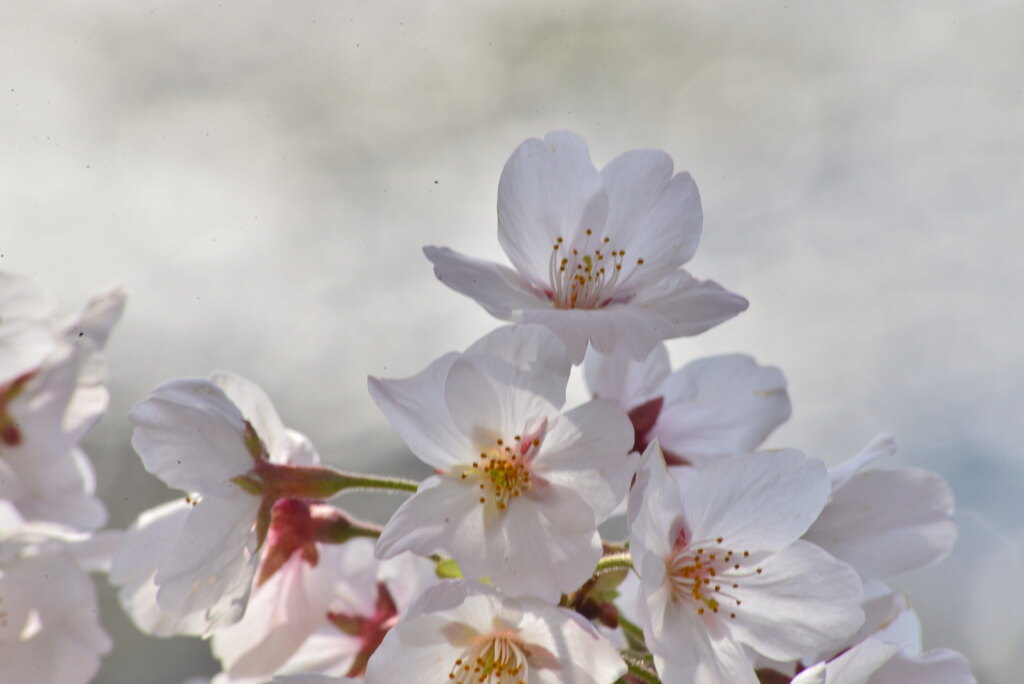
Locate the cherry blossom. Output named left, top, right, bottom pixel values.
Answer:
left=370, top=324, right=635, bottom=601
left=628, top=441, right=864, bottom=684
left=425, top=131, right=747, bottom=363
left=122, top=371, right=322, bottom=630
left=584, top=342, right=790, bottom=466
left=363, top=580, right=626, bottom=683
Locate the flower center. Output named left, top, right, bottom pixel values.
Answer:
left=448, top=632, right=528, bottom=684
left=666, top=534, right=762, bottom=620
left=546, top=230, right=645, bottom=309
left=459, top=435, right=539, bottom=511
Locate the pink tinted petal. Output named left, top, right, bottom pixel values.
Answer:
left=368, top=352, right=473, bottom=470
left=463, top=323, right=571, bottom=410
left=804, top=467, right=956, bottom=581
left=213, top=553, right=325, bottom=678
left=497, top=131, right=609, bottom=285
left=424, top=246, right=546, bottom=318
left=129, top=379, right=253, bottom=493
left=600, top=149, right=702, bottom=276
left=727, top=540, right=864, bottom=661
left=629, top=270, right=748, bottom=339
left=684, top=451, right=829, bottom=551
left=535, top=399, right=635, bottom=521
left=583, top=343, right=671, bottom=409
left=652, top=354, right=791, bottom=466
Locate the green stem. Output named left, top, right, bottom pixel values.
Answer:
left=255, top=461, right=420, bottom=499
left=617, top=613, right=647, bottom=652
left=325, top=470, right=420, bottom=495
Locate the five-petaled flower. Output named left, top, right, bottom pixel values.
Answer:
left=628, top=441, right=864, bottom=684
left=370, top=324, right=635, bottom=602
left=425, top=131, right=748, bottom=363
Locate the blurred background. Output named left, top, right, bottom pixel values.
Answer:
left=2, top=1, right=1022, bottom=681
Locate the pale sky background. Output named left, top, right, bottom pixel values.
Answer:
left=2, top=1, right=1023, bottom=682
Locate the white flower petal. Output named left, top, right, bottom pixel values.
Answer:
left=870, top=648, right=975, bottom=684
left=213, top=553, right=327, bottom=678
left=0, top=321, right=57, bottom=385
left=59, top=282, right=127, bottom=349
left=210, top=371, right=290, bottom=460
left=629, top=269, right=749, bottom=339
left=443, top=357, right=504, bottom=444
left=497, top=131, right=609, bottom=286
left=155, top=492, right=260, bottom=621
left=129, top=378, right=253, bottom=493
left=535, top=399, right=635, bottom=521
left=583, top=343, right=671, bottom=409
left=726, top=540, right=864, bottom=661
left=488, top=484, right=603, bottom=601
left=110, top=501, right=209, bottom=637
left=827, top=434, right=896, bottom=490
left=684, top=451, right=830, bottom=551
left=463, top=323, right=572, bottom=410
left=424, top=246, right=546, bottom=319
left=367, top=352, right=473, bottom=470
left=805, top=467, right=956, bottom=581
left=375, top=475, right=483, bottom=564
left=627, top=441, right=684, bottom=560
left=600, top=149, right=702, bottom=277
left=652, top=354, right=791, bottom=465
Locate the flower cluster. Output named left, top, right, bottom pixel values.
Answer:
left=5, top=131, right=976, bottom=683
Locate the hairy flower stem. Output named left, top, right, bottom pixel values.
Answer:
left=252, top=460, right=420, bottom=499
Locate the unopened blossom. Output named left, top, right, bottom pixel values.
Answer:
left=370, top=324, right=635, bottom=601
left=0, top=513, right=113, bottom=684
left=628, top=442, right=864, bottom=684
left=425, top=131, right=747, bottom=363
left=363, top=581, right=626, bottom=683
left=584, top=343, right=790, bottom=466
left=804, top=435, right=957, bottom=582
left=121, top=371, right=323, bottom=630
left=0, top=277, right=125, bottom=529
